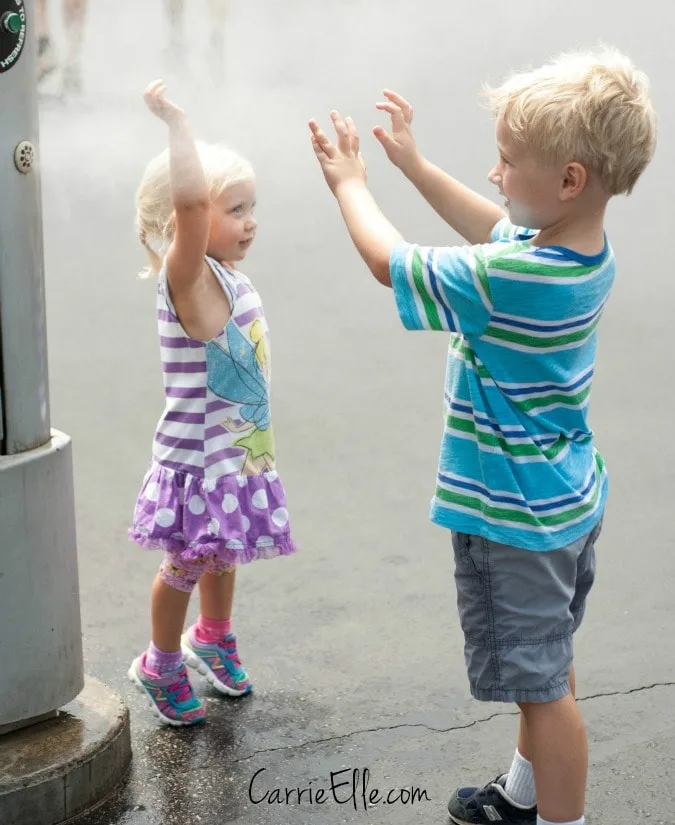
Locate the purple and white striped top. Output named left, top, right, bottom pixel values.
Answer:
left=153, top=257, right=273, bottom=479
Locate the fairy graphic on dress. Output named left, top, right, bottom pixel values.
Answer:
left=205, top=319, right=275, bottom=475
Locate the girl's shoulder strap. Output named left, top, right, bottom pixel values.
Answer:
left=156, top=259, right=170, bottom=301
left=225, top=265, right=256, bottom=296
left=158, top=256, right=239, bottom=308
left=157, top=258, right=167, bottom=288
left=156, top=260, right=183, bottom=322
left=205, top=256, right=239, bottom=305
left=235, top=270, right=254, bottom=289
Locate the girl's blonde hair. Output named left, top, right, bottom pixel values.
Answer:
left=483, top=46, right=657, bottom=196
left=135, top=141, right=255, bottom=277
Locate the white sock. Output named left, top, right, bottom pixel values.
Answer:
left=537, top=816, right=584, bottom=825
left=504, top=748, right=536, bottom=807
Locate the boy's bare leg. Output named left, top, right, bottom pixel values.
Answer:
left=207, top=0, right=229, bottom=26
left=62, top=0, right=87, bottom=94
left=36, top=0, right=58, bottom=82
left=164, top=0, right=186, bottom=67
left=518, top=666, right=576, bottom=760
left=518, top=680, right=587, bottom=822
left=207, top=0, right=228, bottom=77
left=165, top=0, right=185, bottom=35
left=63, top=0, right=87, bottom=22
left=35, top=0, right=49, bottom=37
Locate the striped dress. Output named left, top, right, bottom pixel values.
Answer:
left=390, top=218, right=614, bottom=551
left=130, top=257, right=295, bottom=564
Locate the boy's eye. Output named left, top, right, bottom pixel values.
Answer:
left=231, top=205, right=244, bottom=214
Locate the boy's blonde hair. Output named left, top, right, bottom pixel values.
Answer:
left=135, top=141, right=254, bottom=277
left=483, top=46, right=657, bottom=196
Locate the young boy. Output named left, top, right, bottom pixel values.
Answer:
left=309, top=48, right=656, bottom=825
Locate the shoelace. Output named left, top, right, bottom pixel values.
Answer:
left=218, top=639, right=243, bottom=671
left=166, top=670, right=193, bottom=704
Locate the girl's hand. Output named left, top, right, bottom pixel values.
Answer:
left=143, top=79, right=186, bottom=126
left=373, top=90, right=420, bottom=176
left=309, top=111, right=367, bottom=195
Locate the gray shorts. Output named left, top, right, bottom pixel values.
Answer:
left=452, top=519, right=602, bottom=704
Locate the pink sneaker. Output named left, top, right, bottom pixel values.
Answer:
left=127, top=654, right=206, bottom=726
left=181, top=626, right=252, bottom=697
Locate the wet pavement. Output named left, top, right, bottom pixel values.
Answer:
left=75, top=687, right=675, bottom=824
left=33, top=0, right=675, bottom=823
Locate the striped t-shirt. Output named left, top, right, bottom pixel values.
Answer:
left=390, top=217, right=614, bottom=551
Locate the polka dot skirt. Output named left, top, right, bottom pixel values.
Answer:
left=129, top=461, right=296, bottom=565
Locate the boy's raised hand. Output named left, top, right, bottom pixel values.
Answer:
left=309, top=111, right=367, bottom=195
left=373, top=90, right=419, bottom=175
left=143, top=79, right=186, bottom=126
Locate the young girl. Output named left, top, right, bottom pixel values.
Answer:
left=127, top=79, right=295, bottom=726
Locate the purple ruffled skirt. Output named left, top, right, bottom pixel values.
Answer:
left=129, top=460, right=296, bottom=565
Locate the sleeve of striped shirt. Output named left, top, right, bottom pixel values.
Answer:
left=390, top=241, right=493, bottom=336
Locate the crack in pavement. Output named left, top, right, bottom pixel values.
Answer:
left=579, top=681, right=675, bottom=701
left=217, top=680, right=675, bottom=766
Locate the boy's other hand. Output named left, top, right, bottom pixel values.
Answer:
left=309, top=111, right=367, bottom=195
left=374, top=90, right=420, bottom=175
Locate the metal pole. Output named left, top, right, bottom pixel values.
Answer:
left=0, top=0, right=49, bottom=454
left=0, top=0, right=83, bottom=730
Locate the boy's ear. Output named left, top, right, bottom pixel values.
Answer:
left=560, top=162, right=588, bottom=201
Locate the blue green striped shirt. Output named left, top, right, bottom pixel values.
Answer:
left=390, top=217, right=613, bottom=550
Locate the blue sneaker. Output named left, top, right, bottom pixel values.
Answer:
left=448, top=774, right=537, bottom=824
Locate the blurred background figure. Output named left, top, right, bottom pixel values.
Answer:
left=164, top=0, right=229, bottom=78
left=36, top=0, right=88, bottom=95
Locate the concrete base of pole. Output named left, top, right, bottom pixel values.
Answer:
left=0, top=711, right=58, bottom=737
left=0, top=429, right=84, bottom=726
left=0, top=676, right=132, bottom=825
